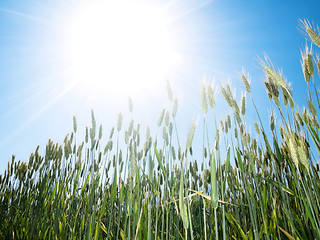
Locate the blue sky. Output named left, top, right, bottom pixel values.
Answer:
left=1, top=0, right=320, bottom=173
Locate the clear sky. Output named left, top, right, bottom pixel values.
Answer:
left=1, top=0, right=320, bottom=173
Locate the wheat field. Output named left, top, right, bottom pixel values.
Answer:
left=1, top=19, right=320, bottom=239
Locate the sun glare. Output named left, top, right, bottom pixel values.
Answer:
left=66, top=0, right=179, bottom=97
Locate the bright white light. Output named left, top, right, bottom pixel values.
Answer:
left=66, top=0, right=180, bottom=97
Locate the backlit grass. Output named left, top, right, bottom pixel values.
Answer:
left=1, top=19, right=320, bottom=239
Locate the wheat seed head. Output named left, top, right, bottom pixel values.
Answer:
left=299, top=19, right=320, bottom=47
left=241, top=68, right=251, bottom=93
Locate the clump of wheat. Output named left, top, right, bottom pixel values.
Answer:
left=2, top=17, right=320, bottom=240
left=300, top=19, right=320, bottom=47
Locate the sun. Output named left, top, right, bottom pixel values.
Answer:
left=66, top=0, right=179, bottom=97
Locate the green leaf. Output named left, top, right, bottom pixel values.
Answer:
left=111, top=167, right=117, bottom=204
left=236, top=149, right=245, bottom=172
left=179, top=169, right=189, bottom=229
left=154, top=144, right=167, bottom=181
left=307, top=120, right=320, bottom=157
left=225, top=212, right=247, bottom=240
left=211, top=150, right=218, bottom=209
left=222, top=146, right=230, bottom=194
left=261, top=177, right=295, bottom=196
left=247, top=227, right=253, bottom=240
